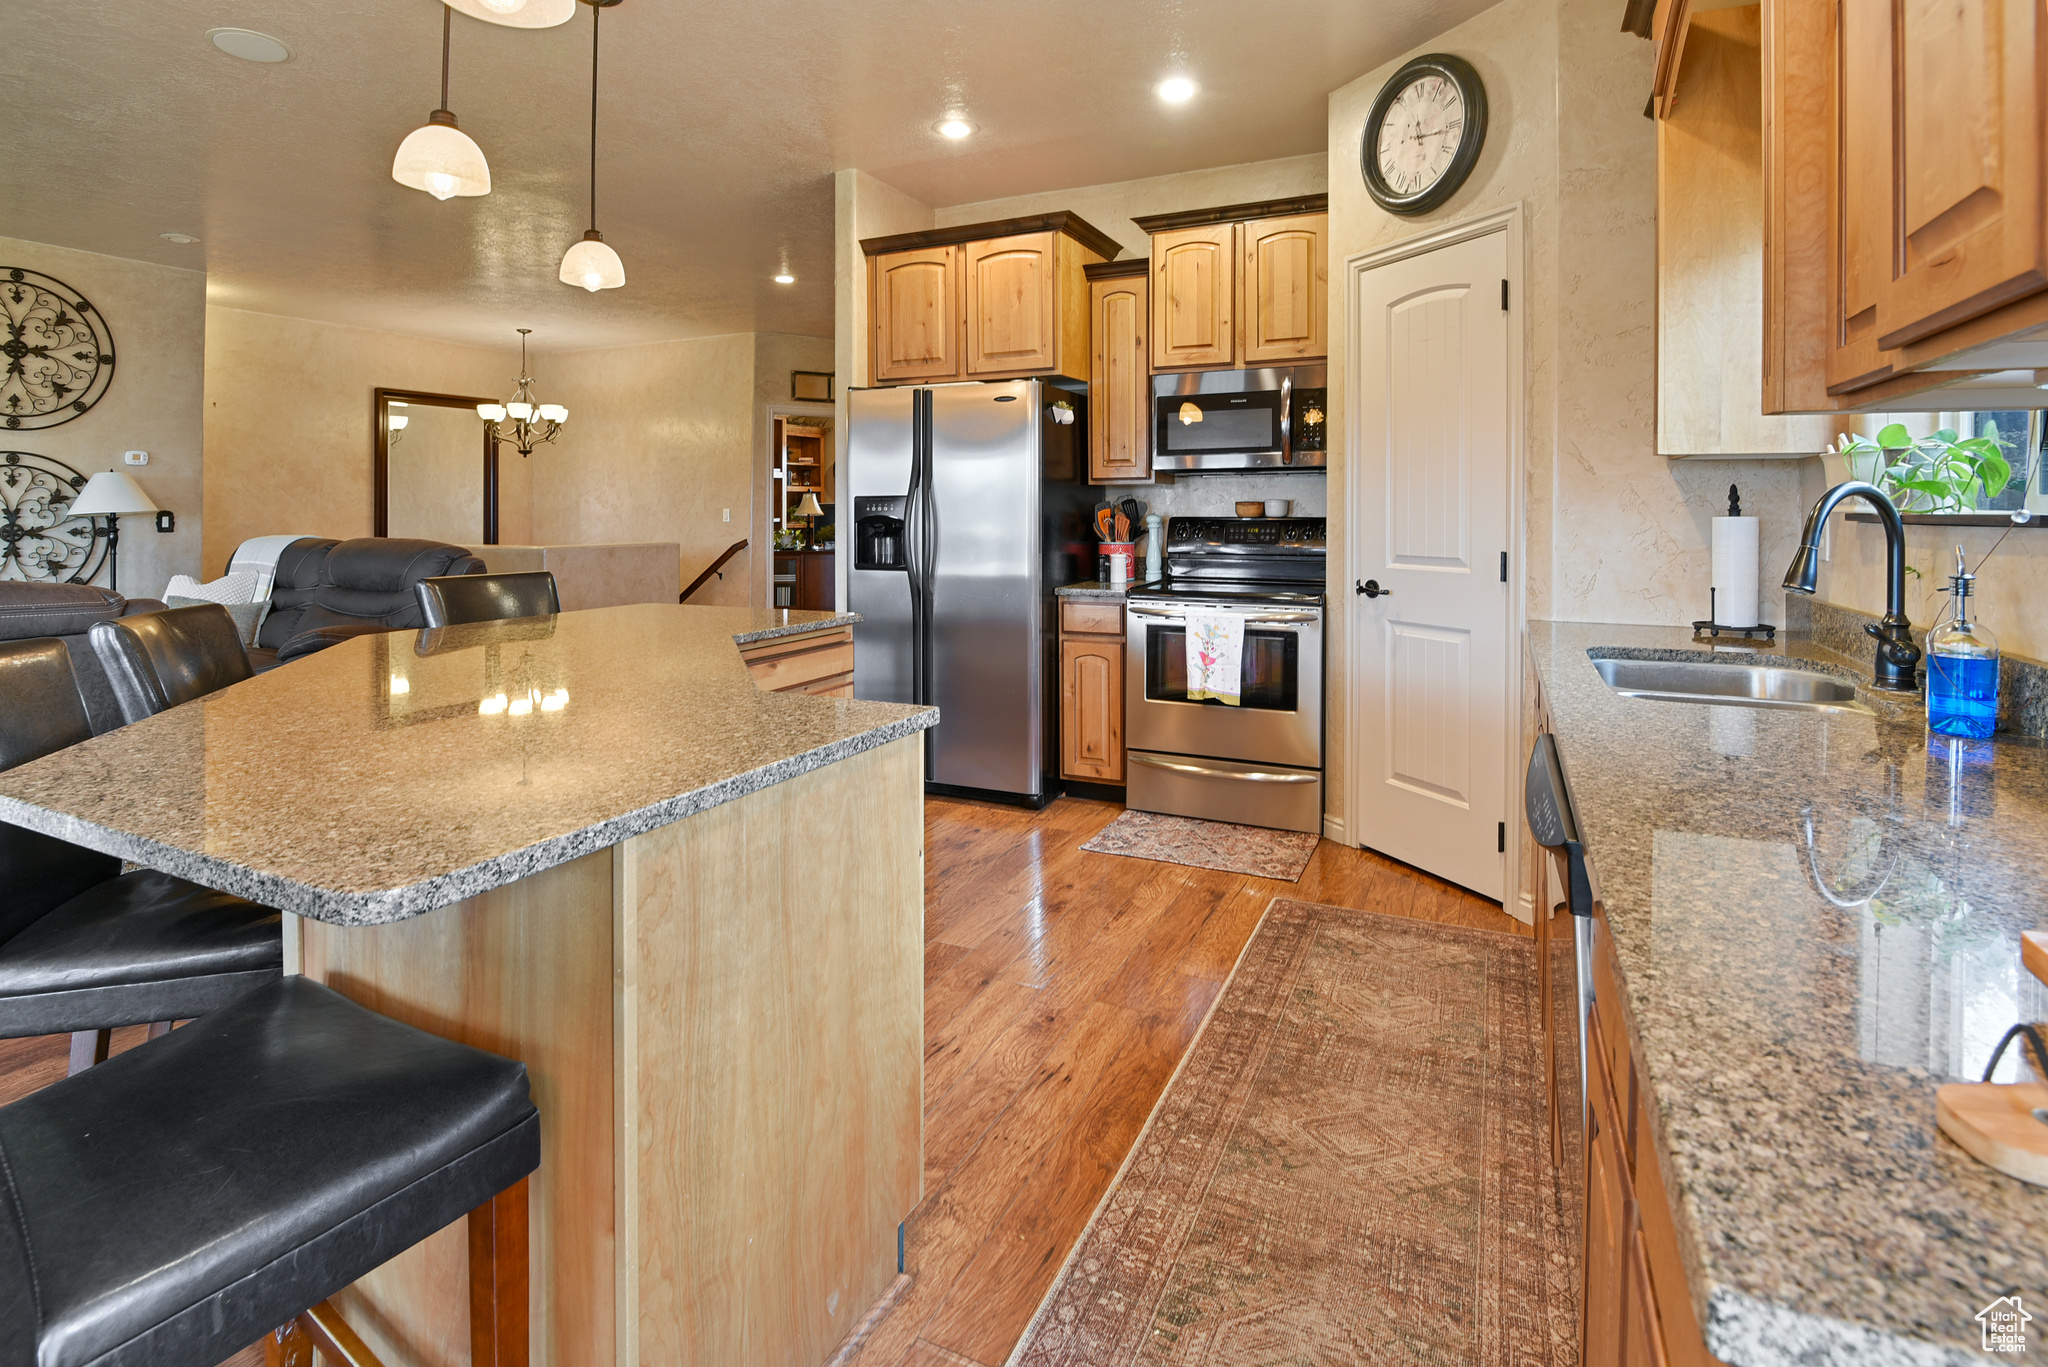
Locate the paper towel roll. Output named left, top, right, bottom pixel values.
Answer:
left=1711, top=516, right=1759, bottom=628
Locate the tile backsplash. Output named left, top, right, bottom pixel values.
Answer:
left=1118, top=471, right=1329, bottom=524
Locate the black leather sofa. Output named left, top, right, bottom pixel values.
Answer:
left=251, top=537, right=487, bottom=669
left=0, top=583, right=168, bottom=734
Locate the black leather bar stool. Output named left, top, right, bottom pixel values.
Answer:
left=416, top=571, right=562, bottom=627
left=0, top=975, right=538, bottom=1367
left=0, top=638, right=280, bottom=1073
left=87, top=602, right=253, bottom=726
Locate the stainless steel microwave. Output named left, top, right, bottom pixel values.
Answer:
left=1152, top=365, right=1327, bottom=473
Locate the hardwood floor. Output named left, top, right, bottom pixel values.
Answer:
left=0, top=795, right=1514, bottom=1367
left=851, top=794, right=1520, bottom=1367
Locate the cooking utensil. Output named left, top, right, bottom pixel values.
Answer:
left=1120, top=498, right=1143, bottom=529
left=1116, top=511, right=1130, bottom=541
left=1095, top=507, right=1116, bottom=541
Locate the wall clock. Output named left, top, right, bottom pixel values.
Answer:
left=1, top=268, right=117, bottom=430
left=1361, top=54, right=1489, bottom=216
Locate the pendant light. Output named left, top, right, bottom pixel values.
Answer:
left=441, top=0, right=577, bottom=28
left=392, top=5, right=491, bottom=200
left=558, top=0, right=625, bottom=292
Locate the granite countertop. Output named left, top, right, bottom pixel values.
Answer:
left=0, top=605, right=934, bottom=927
left=1531, top=620, right=2048, bottom=1366
left=1055, top=581, right=1126, bottom=601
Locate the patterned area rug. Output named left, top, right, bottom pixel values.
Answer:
left=1008, top=899, right=1582, bottom=1367
left=1080, top=810, right=1320, bottom=881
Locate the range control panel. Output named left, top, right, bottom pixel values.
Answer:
left=1165, top=517, right=1327, bottom=550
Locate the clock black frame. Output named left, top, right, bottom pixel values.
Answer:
left=1360, top=53, right=1489, bottom=217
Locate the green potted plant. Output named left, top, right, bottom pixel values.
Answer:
left=1836, top=424, right=2013, bottom=513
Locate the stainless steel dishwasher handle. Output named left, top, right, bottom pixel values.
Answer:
left=1127, top=753, right=1320, bottom=784
left=1125, top=606, right=1320, bottom=625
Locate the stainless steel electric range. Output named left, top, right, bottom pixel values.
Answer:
left=1123, top=516, right=1326, bottom=834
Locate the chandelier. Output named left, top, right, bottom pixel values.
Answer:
left=477, top=329, right=566, bottom=456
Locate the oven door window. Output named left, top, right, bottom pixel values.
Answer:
left=1156, top=392, right=1283, bottom=456
left=1144, top=627, right=1300, bottom=710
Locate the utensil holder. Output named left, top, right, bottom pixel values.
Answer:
left=1100, top=542, right=1135, bottom=585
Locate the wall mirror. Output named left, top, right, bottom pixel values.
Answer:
left=374, top=388, right=530, bottom=546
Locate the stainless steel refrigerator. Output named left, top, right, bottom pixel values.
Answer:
left=847, top=379, right=1092, bottom=806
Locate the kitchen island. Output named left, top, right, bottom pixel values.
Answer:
left=1532, top=620, right=2048, bottom=1367
left=0, top=603, right=936, bottom=1367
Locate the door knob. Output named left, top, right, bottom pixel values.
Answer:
left=1357, top=579, right=1391, bottom=598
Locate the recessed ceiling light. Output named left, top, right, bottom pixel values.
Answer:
left=159, top=232, right=200, bottom=244
left=935, top=117, right=976, bottom=140
left=1157, top=76, right=1198, bottom=103
left=774, top=273, right=796, bottom=285
left=207, top=28, right=292, bottom=63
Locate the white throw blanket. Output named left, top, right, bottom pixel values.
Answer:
left=1185, top=611, right=1245, bottom=706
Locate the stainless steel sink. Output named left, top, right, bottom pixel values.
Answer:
left=1591, top=657, right=1873, bottom=715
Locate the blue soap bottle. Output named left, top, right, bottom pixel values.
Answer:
left=1926, top=547, right=1999, bottom=739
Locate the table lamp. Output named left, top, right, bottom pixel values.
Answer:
left=69, top=471, right=159, bottom=593
left=793, top=491, right=824, bottom=550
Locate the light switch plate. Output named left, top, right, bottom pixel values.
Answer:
left=155, top=510, right=175, bottom=533
left=123, top=450, right=148, bottom=465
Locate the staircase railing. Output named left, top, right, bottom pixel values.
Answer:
left=680, top=539, right=749, bottom=603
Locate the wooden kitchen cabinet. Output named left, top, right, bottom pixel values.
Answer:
left=1135, top=197, right=1330, bottom=373
left=1763, top=0, right=2048, bottom=409
left=870, top=245, right=962, bottom=384
left=1240, top=213, right=1328, bottom=364
left=1087, top=260, right=1151, bottom=484
left=1149, top=223, right=1238, bottom=370
left=1581, top=921, right=1728, bottom=1367
left=864, top=213, right=1116, bottom=386
left=1058, top=599, right=1125, bottom=785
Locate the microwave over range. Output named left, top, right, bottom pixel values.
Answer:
left=1152, top=365, right=1326, bottom=473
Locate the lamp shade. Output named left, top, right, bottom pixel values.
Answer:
left=793, top=493, right=825, bottom=519
left=392, top=113, right=491, bottom=200
left=559, top=232, right=625, bottom=292
left=70, top=471, right=159, bottom=517
left=442, top=0, right=577, bottom=27
left=477, top=403, right=508, bottom=422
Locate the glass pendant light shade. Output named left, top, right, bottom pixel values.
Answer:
left=537, top=404, right=568, bottom=422
left=392, top=112, right=491, bottom=199
left=442, top=0, right=577, bottom=28
left=559, top=231, right=625, bottom=292
left=477, top=403, right=508, bottom=421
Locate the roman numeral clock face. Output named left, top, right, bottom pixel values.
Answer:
left=1363, top=56, right=1487, bottom=215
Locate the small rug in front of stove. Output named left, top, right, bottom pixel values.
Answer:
left=1079, top=809, right=1319, bottom=881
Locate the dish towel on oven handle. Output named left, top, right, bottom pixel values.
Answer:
left=1185, top=610, right=1245, bottom=706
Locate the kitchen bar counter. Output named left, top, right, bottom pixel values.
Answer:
left=0, top=603, right=934, bottom=1367
left=0, top=603, right=921, bottom=924
left=1532, top=620, right=2048, bottom=1366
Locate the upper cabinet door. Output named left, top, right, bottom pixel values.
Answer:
left=871, top=246, right=961, bottom=383
left=1241, top=213, right=1328, bottom=363
left=965, top=232, right=1058, bottom=375
left=1151, top=224, right=1237, bottom=369
left=1876, top=0, right=2047, bottom=350
left=1089, top=273, right=1150, bottom=483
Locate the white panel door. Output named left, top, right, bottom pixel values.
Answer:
left=1353, top=229, right=1509, bottom=900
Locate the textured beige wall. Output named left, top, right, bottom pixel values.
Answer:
left=203, top=307, right=511, bottom=572
left=530, top=333, right=758, bottom=606
left=934, top=153, right=1329, bottom=262
left=2, top=236, right=206, bottom=597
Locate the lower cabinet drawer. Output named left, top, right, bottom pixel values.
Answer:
left=1060, top=599, right=1125, bottom=636
left=741, top=628, right=854, bottom=694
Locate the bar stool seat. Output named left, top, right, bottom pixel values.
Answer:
left=0, top=870, right=279, bottom=1036
left=0, top=976, right=539, bottom=1367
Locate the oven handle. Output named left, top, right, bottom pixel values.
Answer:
left=1127, top=606, right=1320, bottom=625
left=1128, top=753, right=1321, bottom=784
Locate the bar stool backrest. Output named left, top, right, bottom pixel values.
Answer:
left=415, top=572, right=562, bottom=628
left=0, top=639, right=120, bottom=943
left=88, top=603, right=254, bottom=727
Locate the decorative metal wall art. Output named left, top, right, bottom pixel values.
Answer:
left=2, top=268, right=117, bottom=430
left=0, top=451, right=109, bottom=583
